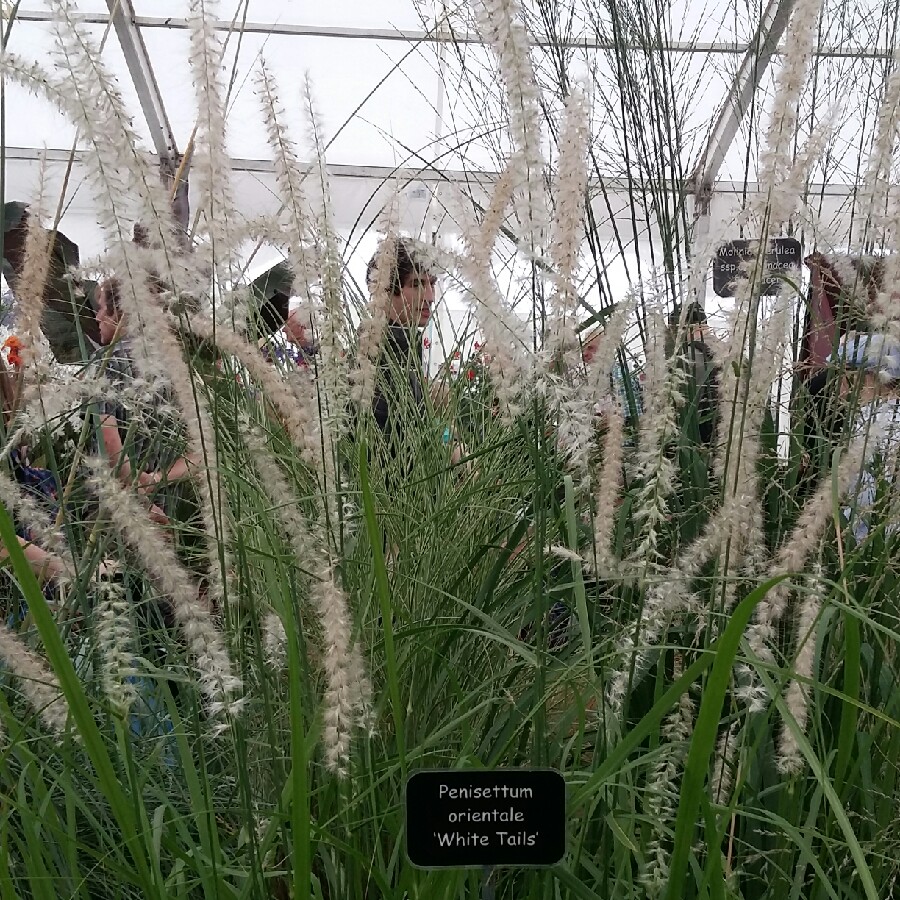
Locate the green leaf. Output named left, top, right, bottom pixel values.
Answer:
left=665, top=575, right=788, bottom=900
left=359, top=440, right=406, bottom=775
left=754, top=665, right=879, bottom=900
left=0, top=499, right=161, bottom=899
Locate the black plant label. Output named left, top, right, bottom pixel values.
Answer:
left=405, top=769, right=566, bottom=868
left=713, top=238, right=802, bottom=298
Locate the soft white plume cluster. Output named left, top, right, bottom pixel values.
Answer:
left=0, top=465, right=74, bottom=580
left=859, top=60, right=900, bottom=335
left=187, top=0, right=242, bottom=301
left=455, top=169, right=533, bottom=420
left=640, top=690, right=695, bottom=896
left=0, top=621, right=68, bottom=734
left=547, top=88, right=590, bottom=358
left=349, top=231, right=397, bottom=411
left=629, top=310, right=682, bottom=567
left=609, top=298, right=788, bottom=709
left=590, top=405, right=624, bottom=577
left=546, top=544, right=584, bottom=563
left=855, top=57, right=900, bottom=248
left=14, top=168, right=53, bottom=369
left=263, top=612, right=288, bottom=671
left=302, top=74, right=352, bottom=453
left=746, top=433, right=869, bottom=664
left=776, top=563, right=826, bottom=775
left=88, top=458, right=243, bottom=725
left=20, top=367, right=106, bottom=439
left=755, top=0, right=825, bottom=225
left=192, top=316, right=324, bottom=468
left=245, top=427, right=370, bottom=775
left=94, top=574, right=138, bottom=716
left=716, top=297, right=790, bottom=569
left=540, top=90, right=598, bottom=486
left=309, top=564, right=363, bottom=775
left=562, top=303, right=632, bottom=489
left=770, top=107, right=840, bottom=235
left=32, top=0, right=199, bottom=302
left=472, top=0, right=549, bottom=250
left=183, top=384, right=233, bottom=609
left=254, top=59, right=313, bottom=298
left=28, top=0, right=232, bottom=619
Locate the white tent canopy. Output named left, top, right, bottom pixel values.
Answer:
left=1, top=0, right=896, bottom=347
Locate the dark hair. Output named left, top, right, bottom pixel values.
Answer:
left=668, top=301, right=707, bottom=328
left=366, top=239, right=431, bottom=296
left=96, top=277, right=122, bottom=316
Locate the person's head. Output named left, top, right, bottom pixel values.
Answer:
left=831, top=332, right=900, bottom=401
left=668, top=301, right=707, bottom=332
left=95, top=278, right=123, bottom=345
left=581, top=325, right=603, bottom=365
left=283, top=306, right=319, bottom=357
left=366, top=239, right=435, bottom=328
left=666, top=301, right=707, bottom=355
left=284, top=308, right=307, bottom=346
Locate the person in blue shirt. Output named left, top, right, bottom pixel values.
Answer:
left=830, top=332, right=900, bottom=544
left=0, top=351, right=69, bottom=586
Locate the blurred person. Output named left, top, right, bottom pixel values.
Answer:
left=0, top=345, right=115, bottom=619
left=93, top=277, right=205, bottom=735
left=261, top=302, right=320, bottom=370
left=829, top=332, right=900, bottom=544
left=667, top=302, right=719, bottom=448
left=0, top=351, right=68, bottom=586
left=93, top=278, right=197, bottom=522
left=367, top=238, right=434, bottom=438
left=364, top=239, right=467, bottom=480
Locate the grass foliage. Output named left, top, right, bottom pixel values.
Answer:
left=0, top=0, right=899, bottom=898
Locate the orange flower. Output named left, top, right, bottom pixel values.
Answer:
left=3, top=335, right=23, bottom=368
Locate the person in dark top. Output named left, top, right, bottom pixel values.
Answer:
left=365, top=239, right=436, bottom=481
left=93, top=278, right=195, bottom=524
left=668, top=302, right=719, bottom=447
left=0, top=355, right=69, bottom=585
left=665, top=302, right=721, bottom=543
left=92, top=278, right=199, bottom=723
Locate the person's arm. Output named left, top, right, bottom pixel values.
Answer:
left=137, top=452, right=201, bottom=493
left=450, top=436, right=468, bottom=468
left=0, top=537, right=65, bottom=582
left=100, top=413, right=133, bottom=482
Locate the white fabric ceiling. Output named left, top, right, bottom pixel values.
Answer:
left=1, top=0, right=897, bottom=299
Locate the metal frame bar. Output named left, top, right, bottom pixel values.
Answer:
left=691, top=0, right=799, bottom=199
left=104, top=0, right=178, bottom=161
left=689, top=0, right=799, bottom=303
left=13, top=9, right=897, bottom=58
left=2, top=146, right=864, bottom=197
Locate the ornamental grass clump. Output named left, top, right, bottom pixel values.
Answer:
left=0, top=0, right=900, bottom=897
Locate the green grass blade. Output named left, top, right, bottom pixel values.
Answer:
left=753, top=663, right=879, bottom=900
left=358, top=441, right=407, bottom=776
left=563, top=475, right=594, bottom=677
left=665, top=575, right=787, bottom=900
left=0, top=500, right=160, bottom=898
